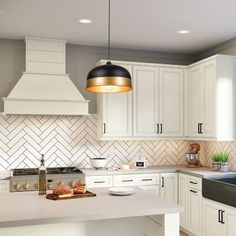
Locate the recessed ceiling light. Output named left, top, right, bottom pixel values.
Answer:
left=79, top=19, right=92, bottom=24
left=178, top=30, right=190, bottom=35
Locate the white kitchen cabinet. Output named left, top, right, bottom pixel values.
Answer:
left=186, top=55, right=236, bottom=140
left=160, top=173, right=178, bottom=203
left=202, top=199, right=223, bottom=236
left=178, top=173, right=188, bottom=229
left=178, top=173, right=202, bottom=236
left=188, top=188, right=202, bottom=236
left=86, top=175, right=113, bottom=188
left=138, top=185, right=160, bottom=197
left=203, top=198, right=236, bottom=236
left=188, top=59, right=216, bottom=138
left=97, top=63, right=133, bottom=139
left=224, top=205, right=236, bottom=236
left=159, top=67, right=184, bottom=137
left=133, top=65, right=159, bottom=137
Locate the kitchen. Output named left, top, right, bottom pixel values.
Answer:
left=1, top=0, right=236, bottom=236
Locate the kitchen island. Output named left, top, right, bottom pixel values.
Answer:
left=0, top=188, right=182, bottom=236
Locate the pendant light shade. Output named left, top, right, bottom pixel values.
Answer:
left=86, top=61, right=132, bottom=93
left=85, top=0, right=132, bottom=93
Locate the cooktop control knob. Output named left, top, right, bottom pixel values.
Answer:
left=47, top=183, right=52, bottom=189
left=14, top=184, right=22, bottom=190
left=23, top=183, right=30, bottom=190
left=69, top=181, right=76, bottom=188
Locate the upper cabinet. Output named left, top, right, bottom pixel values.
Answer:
left=97, top=64, right=133, bottom=139
left=159, top=67, right=184, bottom=137
left=185, top=55, right=236, bottom=140
left=97, top=55, right=236, bottom=141
left=97, top=60, right=184, bottom=140
left=133, top=65, right=159, bottom=137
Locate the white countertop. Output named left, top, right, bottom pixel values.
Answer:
left=82, top=165, right=236, bottom=178
left=0, top=188, right=182, bottom=228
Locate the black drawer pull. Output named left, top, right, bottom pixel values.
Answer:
left=190, top=189, right=197, bottom=193
left=218, top=210, right=222, bottom=223
left=142, top=178, right=153, bottom=182
left=94, top=181, right=106, bottom=184
left=161, top=177, right=164, bottom=188
left=190, top=181, right=197, bottom=184
left=221, top=210, right=225, bottom=224
left=122, top=179, right=133, bottom=182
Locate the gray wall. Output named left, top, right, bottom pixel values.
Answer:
left=0, top=38, right=196, bottom=113
left=196, top=37, right=236, bottom=60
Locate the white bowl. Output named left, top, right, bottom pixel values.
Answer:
left=108, top=187, right=135, bottom=196
left=90, top=158, right=106, bottom=169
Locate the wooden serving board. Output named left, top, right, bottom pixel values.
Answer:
left=46, top=191, right=96, bottom=200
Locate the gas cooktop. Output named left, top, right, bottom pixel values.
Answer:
left=12, top=167, right=83, bottom=176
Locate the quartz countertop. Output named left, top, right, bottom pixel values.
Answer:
left=0, top=188, right=182, bottom=228
left=82, top=165, right=236, bottom=178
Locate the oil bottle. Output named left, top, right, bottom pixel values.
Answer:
left=38, top=154, right=47, bottom=195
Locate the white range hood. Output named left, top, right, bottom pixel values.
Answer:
left=3, top=37, right=89, bottom=115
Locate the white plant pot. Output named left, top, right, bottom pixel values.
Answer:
left=212, top=162, right=220, bottom=171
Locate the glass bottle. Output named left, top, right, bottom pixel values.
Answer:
left=38, top=154, right=47, bottom=195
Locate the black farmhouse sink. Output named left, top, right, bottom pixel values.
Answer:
left=202, top=177, right=236, bottom=208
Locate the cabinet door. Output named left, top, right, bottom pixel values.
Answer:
left=159, top=67, right=184, bottom=137
left=178, top=174, right=188, bottom=229
left=223, top=205, right=236, bottom=236
left=202, top=60, right=216, bottom=138
left=98, top=64, right=132, bottom=138
left=202, top=199, right=222, bottom=236
left=188, top=188, right=202, bottom=236
left=133, top=66, right=159, bottom=137
left=188, top=65, right=204, bottom=137
left=160, top=173, right=178, bottom=203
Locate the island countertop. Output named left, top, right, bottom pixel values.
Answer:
left=0, top=188, right=182, bottom=228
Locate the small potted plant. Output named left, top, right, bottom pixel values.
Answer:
left=212, top=154, right=221, bottom=171
left=219, top=152, right=230, bottom=172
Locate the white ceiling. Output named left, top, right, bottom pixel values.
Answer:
left=0, top=0, right=236, bottom=54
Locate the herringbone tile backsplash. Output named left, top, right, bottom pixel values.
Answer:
left=0, top=114, right=191, bottom=171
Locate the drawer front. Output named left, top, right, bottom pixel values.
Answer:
left=86, top=176, right=112, bottom=188
left=113, top=174, right=159, bottom=187
left=188, top=175, right=202, bottom=190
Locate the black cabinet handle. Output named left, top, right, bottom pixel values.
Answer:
left=218, top=210, right=222, bottom=223
left=198, top=123, right=200, bottom=134
left=199, top=123, right=203, bottom=134
left=190, top=181, right=197, bottom=184
left=103, top=123, right=106, bottom=134
left=122, top=179, right=133, bottom=182
left=142, top=178, right=153, bottom=182
left=156, top=124, right=159, bottom=134
left=160, top=124, right=163, bottom=134
left=221, top=210, right=225, bottom=224
left=94, top=181, right=105, bottom=184
left=161, top=177, right=164, bottom=188
left=190, top=189, right=197, bottom=193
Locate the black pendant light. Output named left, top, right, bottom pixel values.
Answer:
left=86, top=0, right=132, bottom=93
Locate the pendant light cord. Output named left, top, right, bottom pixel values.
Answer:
left=108, top=0, right=111, bottom=60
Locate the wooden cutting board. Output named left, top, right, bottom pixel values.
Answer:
left=46, top=191, right=96, bottom=200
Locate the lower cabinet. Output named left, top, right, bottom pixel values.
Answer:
left=203, top=198, right=236, bottom=236
left=178, top=173, right=202, bottom=236
left=160, top=173, right=178, bottom=203
left=86, top=175, right=113, bottom=188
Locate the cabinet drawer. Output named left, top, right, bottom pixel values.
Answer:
left=86, top=176, right=112, bottom=188
left=188, top=175, right=202, bottom=190
left=113, top=174, right=159, bottom=187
